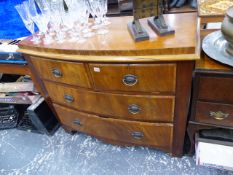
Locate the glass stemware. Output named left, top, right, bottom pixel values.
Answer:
left=15, top=2, right=40, bottom=44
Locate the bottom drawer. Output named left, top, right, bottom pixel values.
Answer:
left=54, top=104, right=173, bottom=151
left=195, top=101, right=233, bottom=127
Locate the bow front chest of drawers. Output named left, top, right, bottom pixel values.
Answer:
left=18, top=13, right=199, bottom=157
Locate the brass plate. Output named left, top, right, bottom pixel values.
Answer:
left=198, top=0, right=233, bottom=16
left=202, top=31, right=233, bottom=67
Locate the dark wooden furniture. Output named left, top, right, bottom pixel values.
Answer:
left=18, top=13, right=199, bottom=157
left=187, top=53, right=233, bottom=154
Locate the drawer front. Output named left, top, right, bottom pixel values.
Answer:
left=45, top=81, right=175, bottom=122
left=89, top=64, right=176, bottom=93
left=30, top=56, right=91, bottom=88
left=195, top=101, right=233, bottom=127
left=198, top=76, right=233, bottom=103
left=54, top=104, right=173, bottom=151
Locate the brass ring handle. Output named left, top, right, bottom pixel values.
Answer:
left=131, top=131, right=144, bottom=140
left=128, top=104, right=141, bottom=114
left=122, top=74, right=138, bottom=86
left=52, top=68, right=62, bottom=78
left=64, top=94, right=74, bottom=103
left=73, top=119, right=82, bottom=126
left=209, top=111, right=229, bottom=120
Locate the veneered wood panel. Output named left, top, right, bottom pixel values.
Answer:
left=45, top=81, right=175, bottom=122
left=30, top=56, right=91, bottom=88
left=195, top=101, right=233, bottom=127
left=89, top=63, right=176, bottom=93
left=54, top=104, right=173, bottom=151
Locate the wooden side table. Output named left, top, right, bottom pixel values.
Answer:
left=187, top=53, right=233, bottom=154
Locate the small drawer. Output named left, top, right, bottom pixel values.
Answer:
left=89, top=63, right=176, bottom=93
left=30, top=56, right=91, bottom=88
left=198, top=76, right=233, bottom=103
left=45, top=81, right=175, bottom=122
left=195, top=101, right=233, bottom=127
left=54, top=104, right=173, bottom=151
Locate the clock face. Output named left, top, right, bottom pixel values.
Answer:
left=133, top=0, right=159, bottom=19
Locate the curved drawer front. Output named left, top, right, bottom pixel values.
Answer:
left=45, top=81, right=175, bottom=122
left=195, top=101, right=233, bottom=127
left=54, top=104, right=173, bottom=151
left=30, top=56, right=91, bottom=88
left=89, top=64, right=176, bottom=93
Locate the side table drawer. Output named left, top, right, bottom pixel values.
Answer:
left=198, top=76, right=233, bottom=103
left=45, top=81, right=175, bottom=122
left=30, top=56, right=91, bottom=88
left=89, top=63, right=176, bottom=93
left=54, top=104, right=173, bottom=151
left=195, top=101, right=233, bottom=127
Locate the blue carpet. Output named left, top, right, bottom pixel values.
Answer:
left=0, top=0, right=31, bottom=39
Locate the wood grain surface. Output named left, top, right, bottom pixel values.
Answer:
left=18, top=13, right=199, bottom=62
left=45, top=81, right=175, bottom=122
left=54, top=104, right=173, bottom=151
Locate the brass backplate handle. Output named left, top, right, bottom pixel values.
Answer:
left=52, top=68, right=62, bottom=78
left=73, top=119, right=82, bottom=126
left=64, top=94, right=74, bottom=103
left=123, top=74, right=138, bottom=86
left=209, top=111, right=229, bottom=120
left=131, top=131, right=144, bottom=140
left=128, top=104, right=141, bottom=114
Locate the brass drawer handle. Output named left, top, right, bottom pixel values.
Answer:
left=209, top=111, right=229, bottom=120
left=64, top=94, right=74, bottom=103
left=123, top=74, right=138, bottom=86
left=73, top=119, right=82, bottom=126
left=52, top=68, right=62, bottom=78
left=128, top=104, right=141, bottom=114
left=131, top=131, right=144, bottom=140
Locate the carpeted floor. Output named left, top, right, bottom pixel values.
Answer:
left=0, top=128, right=232, bottom=175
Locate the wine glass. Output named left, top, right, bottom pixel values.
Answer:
left=15, top=2, right=40, bottom=44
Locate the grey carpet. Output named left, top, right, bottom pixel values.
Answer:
left=0, top=128, right=232, bottom=175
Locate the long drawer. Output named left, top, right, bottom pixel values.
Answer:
left=195, top=101, right=233, bottom=127
left=45, top=81, right=175, bottom=122
left=54, top=104, right=173, bottom=151
left=89, top=63, right=176, bottom=93
left=30, top=56, right=91, bottom=88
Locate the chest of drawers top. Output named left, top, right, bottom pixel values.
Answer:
left=18, top=13, right=199, bottom=63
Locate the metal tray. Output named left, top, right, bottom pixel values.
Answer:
left=202, top=30, right=233, bottom=67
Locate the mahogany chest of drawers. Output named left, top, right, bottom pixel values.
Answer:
left=187, top=54, right=233, bottom=153
left=18, top=13, right=199, bottom=156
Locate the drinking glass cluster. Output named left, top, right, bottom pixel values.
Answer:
left=15, top=0, right=110, bottom=44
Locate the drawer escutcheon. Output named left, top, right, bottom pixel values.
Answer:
left=52, top=68, right=62, bottom=78
left=73, top=119, right=82, bottom=126
left=123, top=74, right=138, bottom=86
left=128, top=104, right=141, bottom=114
left=131, top=131, right=144, bottom=140
left=64, top=94, right=74, bottom=103
left=209, top=111, right=229, bottom=120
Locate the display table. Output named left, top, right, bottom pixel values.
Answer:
left=18, top=13, right=199, bottom=157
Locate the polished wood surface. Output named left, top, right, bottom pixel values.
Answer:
left=89, top=63, right=176, bottom=93
left=196, top=53, right=233, bottom=71
left=30, top=56, right=91, bottom=88
left=198, top=75, right=233, bottom=103
left=45, top=81, right=175, bottom=122
left=195, top=101, right=233, bottom=127
left=18, top=13, right=199, bottom=62
left=54, top=104, right=173, bottom=151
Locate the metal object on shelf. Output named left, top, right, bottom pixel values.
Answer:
left=128, top=0, right=174, bottom=41
left=202, top=30, right=233, bottom=67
